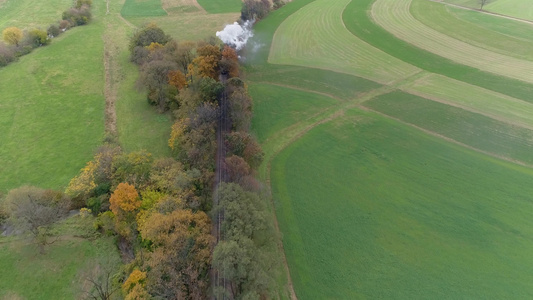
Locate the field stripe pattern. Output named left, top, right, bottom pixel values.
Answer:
left=269, top=0, right=419, bottom=83
left=371, top=0, right=533, bottom=84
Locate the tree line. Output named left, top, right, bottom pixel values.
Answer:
left=0, top=0, right=287, bottom=298
left=0, top=0, right=93, bottom=67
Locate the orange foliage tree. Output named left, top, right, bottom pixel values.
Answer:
left=109, top=183, right=141, bottom=217
left=140, top=209, right=214, bottom=299
left=168, top=70, right=187, bottom=90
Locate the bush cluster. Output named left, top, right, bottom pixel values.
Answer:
left=0, top=0, right=92, bottom=68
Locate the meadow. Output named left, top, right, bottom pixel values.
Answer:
left=196, top=0, right=242, bottom=13
left=0, top=18, right=105, bottom=192
left=0, top=216, right=121, bottom=299
left=0, top=0, right=71, bottom=31
left=271, top=109, right=533, bottom=299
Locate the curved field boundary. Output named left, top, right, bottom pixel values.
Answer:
left=400, top=74, right=533, bottom=130
left=371, top=0, right=533, bottom=84
left=343, top=0, right=533, bottom=103
left=411, top=0, right=533, bottom=62
left=443, top=0, right=533, bottom=22
left=365, top=91, right=533, bottom=166
left=269, top=0, right=419, bottom=84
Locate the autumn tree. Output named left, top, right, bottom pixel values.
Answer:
left=122, top=269, right=149, bottom=300
left=129, top=23, right=171, bottom=52
left=187, top=44, right=221, bottom=80
left=168, top=70, right=187, bottom=90
left=241, top=0, right=271, bottom=21
left=225, top=131, right=264, bottom=169
left=109, top=183, right=141, bottom=218
left=138, top=60, right=178, bottom=111
left=112, top=150, right=153, bottom=189
left=228, top=87, right=252, bottom=131
left=140, top=209, right=214, bottom=299
left=220, top=46, right=239, bottom=78
left=4, top=186, right=70, bottom=253
left=0, top=42, right=16, bottom=66
left=2, top=27, right=23, bottom=46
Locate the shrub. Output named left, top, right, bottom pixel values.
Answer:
left=0, top=42, right=16, bottom=67
left=47, top=24, right=60, bottom=38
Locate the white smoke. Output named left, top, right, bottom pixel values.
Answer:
left=216, top=20, right=255, bottom=51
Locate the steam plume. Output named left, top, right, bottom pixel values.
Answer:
left=216, top=20, right=255, bottom=51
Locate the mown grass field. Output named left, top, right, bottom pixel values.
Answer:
left=196, top=0, right=242, bottom=14
left=343, top=0, right=533, bottom=103
left=121, top=0, right=167, bottom=17
left=410, top=0, right=533, bottom=61
left=365, top=91, right=533, bottom=165
left=401, top=74, right=533, bottom=129
left=371, top=0, right=533, bottom=84
left=0, top=216, right=121, bottom=299
left=0, top=0, right=71, bottom=31
left=271, top=109, right=533, bottom=299
left=269, top=0, right=418, bottom=83
left=444, top=0, right=533, bottom=21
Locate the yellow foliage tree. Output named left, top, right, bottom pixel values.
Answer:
left=2, top=27, right=23, bottom=46
left=123, top=269, right=149, bottom=300
left=168, top=118, right=189, bottom=151
left=109, top=182, right=140, bottom=216
left=65, top=160, right=97, bottom=198
left=146, top=42, right=163, bottom=52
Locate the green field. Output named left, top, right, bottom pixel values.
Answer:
left=411, top=0, right=533, bottom=61
left=249, top=83, right=339, bottom=143
left=246, top=0, right=533, bottom=298
left=271, top=109, right=533, bottom=299
left=269, top=0, right=418, bottom=83
left=0, top=216, right=121, bottom=299
left=196, top=0, right=242, bottom=14
left=0, top=0, right=71, bottom=31
left=371, top=0, right=533, bottom=84
left=444, top=0, right=533, bottom=21
left=365, top=91, right=533, bottom=165
left=121, top=0, right=167, bottom=17
left=0, top=20, right=105, bottom=192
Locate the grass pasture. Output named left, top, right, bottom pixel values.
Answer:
left=196, top=0, right=242, bottom=14
left=271, top=109, right=533, bottom=299
left=0, top=23, right=105, bottom=192
left=0, top=216, right=121, bottom=299
left=410, top=0, right=533, bottom=61
left=371, top=0, right=533, bottom=84
left=121, top=0, right=167, bottom=17
left=249, top=83, right=339, bottom=143
left=0, top=0, right=71, bottom=31
left=365, top=91, right=533, bottom=165
left=268, top=0, right=419, bottom=83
